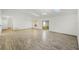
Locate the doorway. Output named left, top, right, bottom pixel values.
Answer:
left=42, top=20, right=49, bottom=30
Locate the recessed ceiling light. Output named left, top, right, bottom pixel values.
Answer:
left=31, top=13, right=39, bottom=17
left=53, top=9, right=61, bottom=12
left=42, top=12, right=47, bottom=15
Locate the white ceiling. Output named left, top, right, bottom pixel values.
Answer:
left=1, top=9, right=77, bottom=18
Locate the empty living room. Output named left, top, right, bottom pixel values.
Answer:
left=0, top=9, right=79, bottom=50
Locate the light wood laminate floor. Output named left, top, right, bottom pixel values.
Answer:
left=0, top=29, right=78, bottom=50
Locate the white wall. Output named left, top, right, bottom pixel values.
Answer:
left=2, top=10, right=33, bottom=30
left=0, top=10, right=2, bottom=34
left=77, top=10, right=79, bottom=47
left=50, top=10, right=77, bottom=36
left=12, top=16, right=32, bottom=30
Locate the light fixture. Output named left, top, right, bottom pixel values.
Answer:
left=53, top=9, right=61, bottom=12
left=31, top=13, right=39, bottom=17
left=42, top=12, right=47, bottom=15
